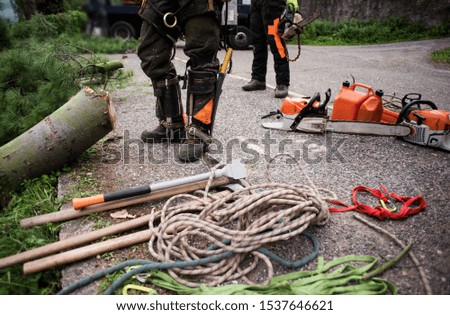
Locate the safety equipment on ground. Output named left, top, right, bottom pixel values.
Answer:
left=262, top=81, right=450, bottom=151
left=329, top=184, right=427, bottom=220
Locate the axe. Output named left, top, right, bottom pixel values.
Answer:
left=72, top=160, right=247, bottom=209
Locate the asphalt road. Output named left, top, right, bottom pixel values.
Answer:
left=60, top=38, right=449, bottom=294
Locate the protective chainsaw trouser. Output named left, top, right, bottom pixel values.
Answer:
left=137, top=0, right=221, bottom=136
left=249, top=0, right=290, bottom=86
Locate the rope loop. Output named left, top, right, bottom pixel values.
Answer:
left=147, top=154, right=334, bottom=287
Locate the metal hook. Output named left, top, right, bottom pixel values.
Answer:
left=380, top=199, right=397, bottom=212
left=163, top=12, right=177, bottom=28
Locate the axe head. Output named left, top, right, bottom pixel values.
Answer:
left=222, top=160, right=247, bottom=180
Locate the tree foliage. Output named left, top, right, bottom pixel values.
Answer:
left=0, top=10, right=133, bottom=146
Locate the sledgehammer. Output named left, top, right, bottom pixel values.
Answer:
left=72, top=160, right=247, bottom=209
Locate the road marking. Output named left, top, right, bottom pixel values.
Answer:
left=174, top=57, right=307, bottom=98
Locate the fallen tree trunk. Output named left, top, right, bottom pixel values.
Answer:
left=0, top=87, right=116, bottom=194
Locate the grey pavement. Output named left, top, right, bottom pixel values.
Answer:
left=60, top=38, right=450, bottom=294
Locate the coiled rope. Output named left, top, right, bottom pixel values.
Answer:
left=146, top=154, right=336, bottom=287
left=58, top=154, right=334, bottom=294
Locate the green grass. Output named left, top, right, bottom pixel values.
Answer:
left=298, top=17, right=450, bottom=46
left=431, top=47, right=450, bottom=64
left=0, top=174, right=62, bottom=294
left=0, top=10, right=136, bottom=294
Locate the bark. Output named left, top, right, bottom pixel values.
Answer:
left=21, top=0, right=37, bottom=20
left=0, top=87, right=116, bottom=194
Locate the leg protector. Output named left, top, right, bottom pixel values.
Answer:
left=178, top=67, right=218, bottom=162
left=141, top=75, right=185, bottom=143
left=152, top=75, right=184, bottom=128
left=185, top=68, right=218, bottom=134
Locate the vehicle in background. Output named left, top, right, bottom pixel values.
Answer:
left=224, top=0, right=252, bottom=50
left=0, top=0, right=19, bottom=23
left=85, top=0, right=252, bottom=49
left=104, top=0, right=140, bottom=41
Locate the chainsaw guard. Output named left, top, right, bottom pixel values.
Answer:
left=262, top=119, right=291, bottom=131
left=263, top=116, right=326, bottom=133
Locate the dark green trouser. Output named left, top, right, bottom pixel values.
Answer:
left=137, top=0, right=221, bottom=129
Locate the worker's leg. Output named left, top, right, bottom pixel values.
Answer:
left=178, top=14, right=221, bottom=162
left=137, top=1, right=185, bottom=143
left=263, top=5, right=290, bottom=97
left=248, top=2, right=268, bottom=85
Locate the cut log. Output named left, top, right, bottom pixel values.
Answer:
left=0, top=87, right=116, bottom=194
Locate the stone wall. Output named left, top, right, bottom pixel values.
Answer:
left=300, top=0, right=450, bottom=26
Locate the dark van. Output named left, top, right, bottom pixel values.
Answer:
left=86, top=0, right=252, bottom=49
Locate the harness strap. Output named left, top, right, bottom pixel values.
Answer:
left=147, top=0, right=194, bottom=20
left=329, top=184, right=427, bottom=220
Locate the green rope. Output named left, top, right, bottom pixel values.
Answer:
left=141, top=255, right=398, bottom=295
left=57, top=231, right=320, bottom=295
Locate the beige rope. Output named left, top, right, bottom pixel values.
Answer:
left=147, top=154, right=335, bottom=287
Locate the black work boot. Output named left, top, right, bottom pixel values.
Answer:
left=275, top=85, right=289, bottom=98
left=141, top=122, right=167, bottom=143
left=141, top=120, right=185, bottom=143
left=177, top=125, right=209, bottom=162
left=177, top=137, right=206, bottom=162
left=242, top=79, right=266, bottom=91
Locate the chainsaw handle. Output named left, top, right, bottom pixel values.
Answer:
left=306, top=92, right=321, bottom=109
left=290, top=92, right=321, bottom=130
left=396, top=100, right=438, bottom=124
left=317, top=88, right=331, bottom=110
left=401, top=93, right=422, bottom=107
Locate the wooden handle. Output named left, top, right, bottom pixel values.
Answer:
left=21, top=177, right=231, bottom=228
left=23, top=230, right=152, bottom=275
left=220, top=48, right=233, bottom=74
left=72, top=194, right=105, bottom=210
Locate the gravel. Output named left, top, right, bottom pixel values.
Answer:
left=58, top=38, right=450, bottom=295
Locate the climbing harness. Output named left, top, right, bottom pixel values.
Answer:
left=329, top=184, right=427, bottom=220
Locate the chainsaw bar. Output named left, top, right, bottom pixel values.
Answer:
left=326, top=120, right=412, bottom=136
left=262, top=117, right=412, bottom=137
left=281, top=11, right=320, bottom=40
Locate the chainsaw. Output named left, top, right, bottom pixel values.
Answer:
left=262, top=82, right=450, bottom=151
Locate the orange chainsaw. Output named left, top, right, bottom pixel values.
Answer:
left=262, top=82, right=450, bottom=151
